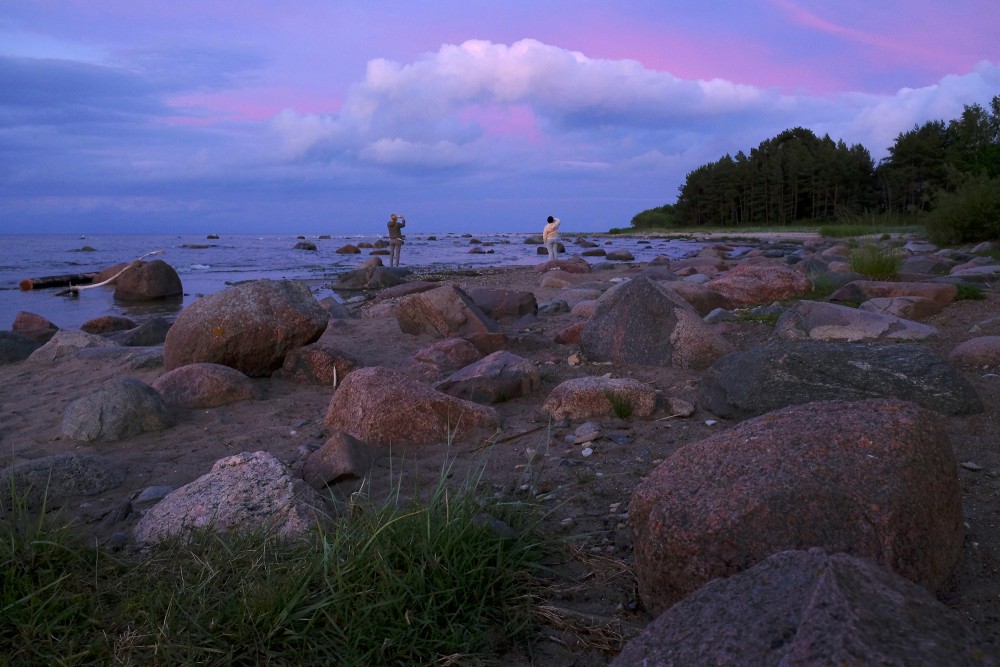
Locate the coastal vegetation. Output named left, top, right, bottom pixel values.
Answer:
left=628, top=95, right=1000, bottom=243
left=1, top=473, right=551, bottom=665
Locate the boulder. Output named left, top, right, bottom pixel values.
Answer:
left=152, top=363, right=260, bottom=408
left=613, top=548, right=996, bottom=667
left=12, top=311, right=58, bottom=343
left=133, top=451, right=325, bottom=545
left=434, top=350, right=539, bottom=404
left=113, top=259, right=183, bottom=302
left=335, top=244, right=361, bottom=254
left=373, top=280, right=439, bottom=302
left=62, top=379, right=175, bottom=442
left=317, top=296, right=353, bottom=320
left=554, top=321, right=586, bottom=345
left=857, top=295, right=943, bottom=320
left=81, top=315, right=137, bottom=335
left=163, top=279, right=328, bottom=377
left=1, top=453, right=126, bottom=512
left=658, top=281, right=733, bottom=316
left=705, top=262, right=812, bottom=306
left=394, top=284, right=498, bottom=338
left=0, top=331, right=43, bottom=365
left=630, top=399, right=964, bottom=614
left=579, top=276, right=731, bottom=369
left=278, top=340, right=360, bottom=385
left=107, top=317, right=172, bottom=346
left=335, top=260, right=409, bottom=290
left=466, top=288, right=538, bottom=322
left=324, top=366, right=499, bottom=446
left=403, top=337, right=483, bottom=381
left=775, top=300, right=938, bottom=341
left=293, top=240, right=317, bottom=251
left=949, top=336, right=1000, bottom=368
left=541, top=376, right=657, bottom=420
left=302, top=431, right=376, bottom=489
left=28, top=329, right=119, bottom=363
left=699, top=341, right=983, bottom=419
left=829, top=279, right=957, bottom=308
left=605, top=249, right=635, bottom=261
left=534, top=255, right=592, bottom=274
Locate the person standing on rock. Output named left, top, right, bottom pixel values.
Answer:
left=543, top=215, right=561, bottom=261
left=387, top=213, right=406, bottom=267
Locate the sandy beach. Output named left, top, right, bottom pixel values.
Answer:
left=2, top=246, right=998, bottom=664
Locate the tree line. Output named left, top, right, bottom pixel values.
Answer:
left=631, top=95, right=1000, bottom=242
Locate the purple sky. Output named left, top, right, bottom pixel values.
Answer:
left=2, top=1, right=998, bottom=235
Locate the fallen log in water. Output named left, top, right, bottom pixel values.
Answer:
left=19, top=273, right=98, bottom=291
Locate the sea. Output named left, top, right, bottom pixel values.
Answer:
left=0, top=232, right=708, bottom=332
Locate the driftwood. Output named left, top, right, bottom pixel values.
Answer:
left=53, top=250, right=165, bottom=297
left=19, top=273, right=98, bottom=291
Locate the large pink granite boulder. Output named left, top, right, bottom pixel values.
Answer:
left=705, top=262, right=812, bottom=307
left=163, top=279, right=328, bottom=377
left=579, top=276, right=731, bottom=369
left=630, top=398, right=963, bottom=615
left=152, top=363, right=261, bottom=408
left=612, top=548, right=995, bottom=667
left=541, top=376, right=657, bottom=420
left=324, top=366, right=499, bottom=446
left=949, top=336, right=1000, bottom=368
left=133, top=451, right=324, bottom=545
left=829, top=279, right=957, bottom=308
left=113, top=259, right=183, bottom=302
left=394, top=285, right=498, bottom=338
left=278, top=340, right=360, bottom=386
left=403, top=337, right=483, bottom=381
left=12, top=311, right=58, bottom=343
left=434, top=350, right=539, bottom=404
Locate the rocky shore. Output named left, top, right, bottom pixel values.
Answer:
left=2, top=232, right=999, bottom=665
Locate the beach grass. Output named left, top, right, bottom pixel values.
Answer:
left=848, top=242, right=902, bottom=280
left=1, top=472, right=553, bottom=666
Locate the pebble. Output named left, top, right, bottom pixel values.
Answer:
left=961, top=461, right=984, bottom=471
left=574, top=431, right=602, bottom=445
left=705, top=419, right=718, bottom=426
left=581, top=447, right=594, bottom=457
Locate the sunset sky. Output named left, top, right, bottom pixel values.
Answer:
left=2, top=1, right=998, bottom=235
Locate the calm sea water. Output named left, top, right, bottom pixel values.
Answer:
left=0, top=232, right=706, bottom=332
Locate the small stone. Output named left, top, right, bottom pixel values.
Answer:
left=704, top=419, right=718, bottom=426
left=581, top=447, right=594, bottom=457
left=960, top=461, right=984, bottom=471
left=525, top=448, right=541, bottom=464
left=567, top=353, right=582, bottom=366
left=574, top=431, right=602, bottom=445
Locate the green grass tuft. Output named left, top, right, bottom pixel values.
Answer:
left=848, top=243, right=902, bottom=280
left=956, top=284, right=986, bottom=301
left=605, top=392, right=634, bottom=419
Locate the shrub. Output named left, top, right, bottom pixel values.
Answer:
left=926, top=174, right=1000, bottom=245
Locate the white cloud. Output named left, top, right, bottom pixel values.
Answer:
left=269, top=39, right=999, bottom=187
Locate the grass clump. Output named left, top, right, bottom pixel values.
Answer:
left=605, top=392, right=634, bottom=419
left=956, top=284, right=986, bottom=301
left=848, top=242, right=902, bottom=280
left=1, top=474, right=550, bottom=666
left=736, top=311, right=781, bottom=327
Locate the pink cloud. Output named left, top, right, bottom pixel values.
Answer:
left=457, top=103, right=545, bottom=144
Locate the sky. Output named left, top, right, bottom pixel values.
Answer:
left=1, top=1, right=999, bottom=236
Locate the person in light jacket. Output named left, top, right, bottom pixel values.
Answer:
left=542, top=215, right=561, bottom=261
